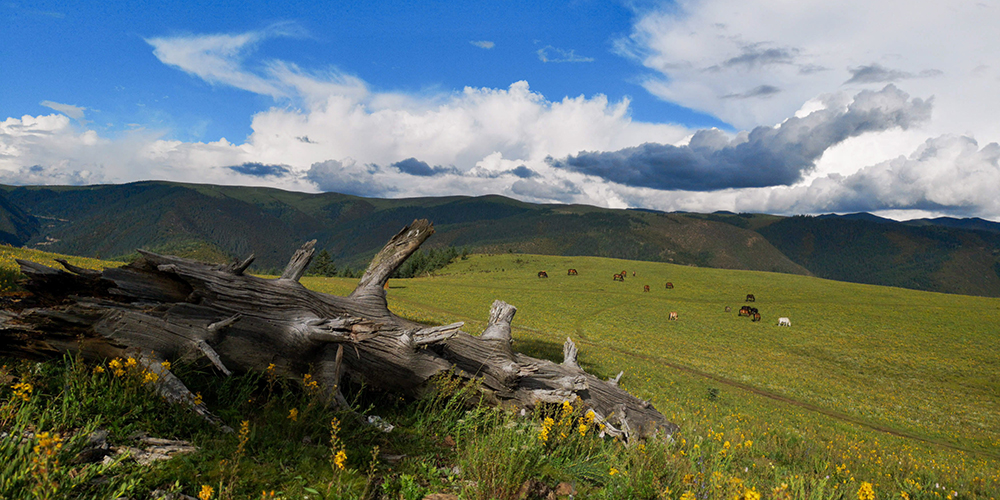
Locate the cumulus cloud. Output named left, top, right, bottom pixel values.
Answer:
left=550, top=85, right=931, bottom=191
left=537, top=46, right=594, bottom=63
left=304, top=159, right=394, bottom=197
left=747, top=134, right=1000, bottom=217
left=510, top=178, right=583, bottom=202
left=619, top=0, right=1000, bottom=139
left=470, top=40, right=495, bottom=49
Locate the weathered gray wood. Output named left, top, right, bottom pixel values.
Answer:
left=280, top=240, right=316, bottom=281
left=0, top=219, right=677, bottom=441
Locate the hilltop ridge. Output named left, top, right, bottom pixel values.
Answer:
left=1, top=181, right=998, bottom=296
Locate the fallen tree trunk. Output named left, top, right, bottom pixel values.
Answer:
left=0, top=220, right=676, bottom=441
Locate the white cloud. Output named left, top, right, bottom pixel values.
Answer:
left=619, top=0, right=1000, bottom=139
left=39, top=101, right=88, bottom=123
left=537, top=46, right=595, bottom=63
left=470, top=40, right=495, bottom=49
left=6, top=14, right=1000, bottom=222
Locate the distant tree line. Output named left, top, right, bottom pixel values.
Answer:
left=391, top=246, right=469, bottom=278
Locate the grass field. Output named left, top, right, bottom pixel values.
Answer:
left=2, top=246, right=999, bottom=498
left=306, top=253, right=1000, bottom=494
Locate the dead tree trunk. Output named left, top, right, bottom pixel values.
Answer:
left=0, top=220, right=676, bottom=441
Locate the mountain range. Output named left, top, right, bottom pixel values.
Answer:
left=2, top=181, right=999, bottom=297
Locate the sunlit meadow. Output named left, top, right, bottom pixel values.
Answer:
left=2, top=245, right=998, bottom=498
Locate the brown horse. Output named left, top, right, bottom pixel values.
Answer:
left=643, top=285, right=650, bottom=292
left=668, top=311, right=678, bottom=320
left=567, top=269, right=578, bottom=276
left=746, top=294, right=756, bottom=302
left=665, top=282, right=674, bottom=289
left=613, top=273, right=625, bottom=282
left=537, top=271, right=548, bottom=278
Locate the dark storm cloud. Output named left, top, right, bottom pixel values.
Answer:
left=391, top=157, right=459, bottom=176
left=509, top=165, right=537, bottom=178
left=228, top=162, right=291, bottom=177
left=722, top=85, right=782, bottom=99
left=845, top=63, right=944, bottom=84
left=549, top=85, right=932, bottom=192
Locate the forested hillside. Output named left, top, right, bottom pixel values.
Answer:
left=2, top=181, right=999, bottom=296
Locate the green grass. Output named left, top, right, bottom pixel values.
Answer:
left=2, top=248, right=999, bottom=499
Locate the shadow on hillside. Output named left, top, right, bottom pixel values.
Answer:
left=512, top=338, right=563, bottom=364
left=514, top=337, right=612, bottom=379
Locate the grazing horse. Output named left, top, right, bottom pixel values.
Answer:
left=751, top=312, right=761, bottom=322
left=668, top=311, right=678, bottom=320
left=778, top=317, right=791, bottom=327
left=537, top=271, right=548, bottom=278
left=665, top=282, right=674, bottom=289
left=738, top=306, right=751, bottom=316
left=567, top=269, right=578, bottom=276
left=643, top=285, right=650, bottom=292
left=746, top=294, right=756, bottom=302
left=613, top=273, right=625, bottom=282
left=632, top=271, right=636, bottom=277
left=724, top=306, right=731, bottom=312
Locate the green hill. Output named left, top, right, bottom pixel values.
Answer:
left=2, top=181, right=999, bottom=296
left=0, top=182, right=807, bottom=276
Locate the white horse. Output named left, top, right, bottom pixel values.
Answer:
left=778, top=317, right=791, bottom=327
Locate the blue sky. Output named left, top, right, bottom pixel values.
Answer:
left=3, top=0, right=724, bottom=142
left=3, top=0, right=1000, bottom=220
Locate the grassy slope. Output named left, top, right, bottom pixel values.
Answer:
left=3, top=247, right=999, bottom=497
left=356, top=254, right=1000, bottom=453
left=301, top=253, right=1000, bottom=491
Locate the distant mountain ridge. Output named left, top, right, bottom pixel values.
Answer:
left=1, top=181, right=999, bottom=297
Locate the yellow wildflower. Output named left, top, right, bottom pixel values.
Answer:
left=33, top=432, right=63, bottom=457
left=198, top=484, right=214, bottom=500
left=11, top=381, right=32, bottom=401
left=93, top=365, right=105, bottom=374
left=743, top=488, right=761, bottom=500
left=538, top=417, right=555, bottom=442
left=142, top=371, right=159, bottom=384
left=680, top=491, right=696, bottom=500
left=160, top=360, right=171, bottom=370
left=609, top=467, right=619, bottom=476
left=334, top=450, right=347, bottom=470
left=288, top=408, right=299, bottom=422
left=124, top=357, right=137, bottom=368
left=561, top=400, right=573, bottom=417
left=193, top=392, right=203, bottom=405
left=578, top=424, right=588, bottom=436
left=858, top=482, right=875, bottom=500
